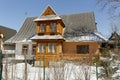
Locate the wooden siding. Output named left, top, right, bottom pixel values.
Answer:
left=35, top=53, right=100, bottom=67
left=41, top=6, right=56, bottom=16
left=63, top=42, right=100, bottom=54
left=35, top=41, right=100, bottom=66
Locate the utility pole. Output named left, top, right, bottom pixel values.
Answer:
left=95, top=56, right=98, bottom=80
left=43, top=55, right=45, bottom=80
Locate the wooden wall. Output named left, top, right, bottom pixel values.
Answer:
left=63, top=41, right=100, bottom=54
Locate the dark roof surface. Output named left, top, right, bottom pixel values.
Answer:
left=0, top=25, right=16, bottom=41
left=6, top=12, right=97, bottom=43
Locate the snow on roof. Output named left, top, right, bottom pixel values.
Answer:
left=31, top=34, right=64, bottom=40
left=65, top=32, right=107, bottom=42
left=34, top=15, right=61, bottom=21
left=94, top=32, right=108, bottom=41
left=6, top=12, right=97, bottom=44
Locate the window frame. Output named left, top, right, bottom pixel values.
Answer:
left=38, top=43, right=46, bottom=53
left=48, top=43, right=56, bottom=54
left=50, top=23, right=57, bottom=32
left=32, top=45, right=36, bottom=55
left=40, top=23, right=46, bottom=32
left=76, top=45, right=89, bottom=54
left=22, top=44, right=29, bottom=55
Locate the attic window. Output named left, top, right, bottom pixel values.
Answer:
left=77, top=45, right=89, bottom=54
left=40, top=24, right=46, bottom=32
left=50, top=23, right=56, bottom=32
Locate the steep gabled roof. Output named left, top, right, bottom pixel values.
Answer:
left=5, top=12, right=97, bottom=43
left=34, top=6, right=61, bottom=22
left=5, top=17, right=37, bottom=43
left=0, top=25, right=16, bottom=41
left=109, top=32, right=120, bottom=40
left=41, top=6, right=57, bottom=16
left=61, top=12, right=96, bottom=37
left=108, top=32, right=120, bottom=44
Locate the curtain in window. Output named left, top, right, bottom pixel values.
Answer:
left=50, top=23, right=56, bottom=32
left=40, top=24, right=46, bottom=32
left=38, top=43, right=46, bottom=53
left=48, top=43, right=56, bottom=53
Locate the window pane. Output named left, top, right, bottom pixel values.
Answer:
left=32, top=45, right=36, bottom=55
left=48, top=43, right=52, bottom=53
left=48, top=43, right=56, bottom=53
left=22, top=45, right=28, bottom=55
left=40, top=24, right=46, bottom=32
left=77, top=45, right=89, bottom=54
left=50, top=23, right=56, bottom=32
left=38, top=43, right=46, bottom=53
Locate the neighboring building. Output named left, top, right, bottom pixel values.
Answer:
left=107, top=32, right=120, bottom=49
left=0, top=25, right=16, bottom=53
left=5, top=17, right=37, bottom=59
left=0, top=25, right=16, bottom=42
left=5, top=6, right=106, bottom=65
left=0, top=31, right=4, bottom=52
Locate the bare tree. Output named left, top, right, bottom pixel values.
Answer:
left=23, top=50, right=28, bottom=80
left=47, top=55, right=65, bottom=80
left=97, top=0, right=120, bottom=34
left=47, top=55, right=93, bottom=80
left=97, top=0, right=120, bottom=14
left=5, top=52, right=8, bottom=80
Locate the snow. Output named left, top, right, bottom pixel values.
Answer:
left=2, top=62, right=102, bottom=80
left=34, top=15, right=61, bottom=21
left=112, top=69, right=120, bottom=79
left=65, top=32, right=107, bottom=42
left=31, top=35, right=64, bottom=40
left=94, top=32, right=108, bottom=41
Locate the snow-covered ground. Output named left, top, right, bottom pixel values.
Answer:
left=2, top=62, right=102, bottom=80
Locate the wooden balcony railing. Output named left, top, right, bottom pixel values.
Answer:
left=36, top=53, right=100, bottom=62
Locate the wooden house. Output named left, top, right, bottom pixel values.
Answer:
left=0, top=25, right=16, bottom=53
left=31, top=6, right=106, bottom=66
left=107, top=32, right=120, bottom=49
left=5, top=6, right=106, bottom=66
left=0, top=31, right=4, bottom=52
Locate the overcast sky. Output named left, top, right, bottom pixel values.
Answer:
left=0, top=0, right=111, bottom=36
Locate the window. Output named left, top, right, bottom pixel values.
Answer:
left=48, top=43, right=56, bottom=53
left=40, top=24, right=46, bottom=32
left=32, top=45, right=36, bottom=55
left=22, top=45, right=28, bottom=55
left=38, top=43, right=46, bottom=53
left=50, top=23, right=56, bottom=32
left=77, top=45, right=89, bottom=54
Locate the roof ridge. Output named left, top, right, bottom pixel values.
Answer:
left=60, top=11, right=94, bottom=16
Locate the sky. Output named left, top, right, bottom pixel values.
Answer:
left=0, top=0, right=111, bottom=36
